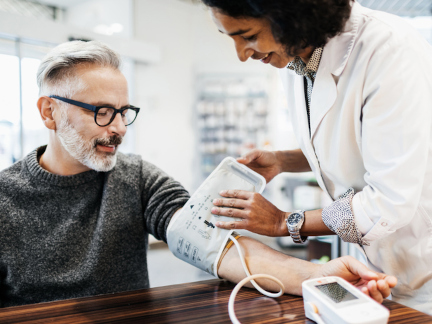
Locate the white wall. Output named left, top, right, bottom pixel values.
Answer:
left=134, top=0, right=195, bottom=191
left=133, top=0, right=282, bottom=191
left=65, top=0, right=134, bottom=38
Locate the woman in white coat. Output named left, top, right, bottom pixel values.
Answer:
left=202, top=0, right=432, bottom=314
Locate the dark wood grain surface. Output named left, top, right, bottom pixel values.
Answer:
left=0, top=279, right=431, bottom=323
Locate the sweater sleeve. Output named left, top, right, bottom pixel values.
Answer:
left=140, top=161, right=190, bottom=243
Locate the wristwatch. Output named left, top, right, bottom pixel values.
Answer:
left=286, top=210, right=308, bottom=244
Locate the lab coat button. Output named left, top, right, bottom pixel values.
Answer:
left=381, top=222, right=387, bottom=227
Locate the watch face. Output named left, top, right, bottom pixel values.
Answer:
left=288, top=213, right=302, bottom=225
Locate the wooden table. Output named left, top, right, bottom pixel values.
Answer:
left=0, top=279, right=431, bottom=323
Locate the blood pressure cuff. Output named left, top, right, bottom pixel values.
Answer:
left=167, top=157, right=266, bottom=277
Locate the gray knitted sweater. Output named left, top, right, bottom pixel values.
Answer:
left=0, top=146, right=190, bottom=307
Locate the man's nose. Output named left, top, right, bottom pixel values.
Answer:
left=235, top=41, right=254, bottom=62
left=107, top=112, right=127, bottom=137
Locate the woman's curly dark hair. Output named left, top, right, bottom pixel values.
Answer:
left=201, top=0, right=353, bottom=56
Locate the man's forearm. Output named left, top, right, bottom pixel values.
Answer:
left=218, top=237, right=398, bottom=303
left=217, top=236, right=320, bottom=295
left=276, top=149, right=311, bottom=173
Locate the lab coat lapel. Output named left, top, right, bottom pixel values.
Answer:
left=293, top=74, right=330, bottom=195
left=309, top=64, right=337, bottom=140
left=293, top=75, right=311, bottom=143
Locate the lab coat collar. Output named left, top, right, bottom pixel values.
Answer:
left=327, top=1, right=362, bottom=77
left=308, top=1, right=363, bottom=139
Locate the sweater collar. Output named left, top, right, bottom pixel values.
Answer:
left=25, top=146, right=102, bottom=187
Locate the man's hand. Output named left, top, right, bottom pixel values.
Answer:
left=212, top=189, right=287, bottom=236
left=237, top=149, right=282, bottom=183
left=314, top=256, right=397, bottom=303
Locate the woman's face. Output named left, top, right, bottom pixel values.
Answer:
left=210, top=9, right=310, bottom=68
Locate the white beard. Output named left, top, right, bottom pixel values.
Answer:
left=57, top=111, right=120, bottom=172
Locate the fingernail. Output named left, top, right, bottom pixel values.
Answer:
left=219, top=190, right=226, bottom=195
left=213, top=199, right=218, bottom=204
left=215, top=222, right=221, bottom=226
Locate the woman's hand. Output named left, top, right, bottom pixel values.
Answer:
left=237, top=149, right=312, bottom=182
left=236, top=149, right=283, bottom=183
left=212, top=189, right=287, bottom=236
left=315, top=256, right=397, bottom=303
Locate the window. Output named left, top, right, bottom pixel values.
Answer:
left=0, top=0, right=58, bottom=21
left=0, top=36, right=54, bottom=170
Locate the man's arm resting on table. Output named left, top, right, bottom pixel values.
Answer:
left=217, top=236, right=397, bottom=303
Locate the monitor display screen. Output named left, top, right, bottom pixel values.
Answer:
left=315, top=282, right=358, bottom=303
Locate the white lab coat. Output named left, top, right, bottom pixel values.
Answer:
left=279, top=2, right=432, bottom=314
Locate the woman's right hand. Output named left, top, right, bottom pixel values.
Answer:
left=237, top=149, right=282, bottom=183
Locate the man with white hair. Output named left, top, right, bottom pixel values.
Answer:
left=0, top=41, right=396, bottom=308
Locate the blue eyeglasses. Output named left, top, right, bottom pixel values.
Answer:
left=50, top=95, right=140, bottom=127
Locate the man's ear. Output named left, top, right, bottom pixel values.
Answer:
left=37, top=96, right=58, bottom=130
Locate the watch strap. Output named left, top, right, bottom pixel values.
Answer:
left=291, top=233, right=308, bottom=244
left=286, top=210, right=308, bottom=244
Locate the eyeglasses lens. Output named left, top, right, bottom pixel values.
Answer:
left=123, top=109, right=138, bottom=125
left=96, top=108, right=137, bottom=126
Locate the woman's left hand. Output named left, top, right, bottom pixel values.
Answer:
left=211, top=189, right=287, bottom=236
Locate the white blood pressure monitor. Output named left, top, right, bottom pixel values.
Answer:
left=302, top=276, right=390, bottom=324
